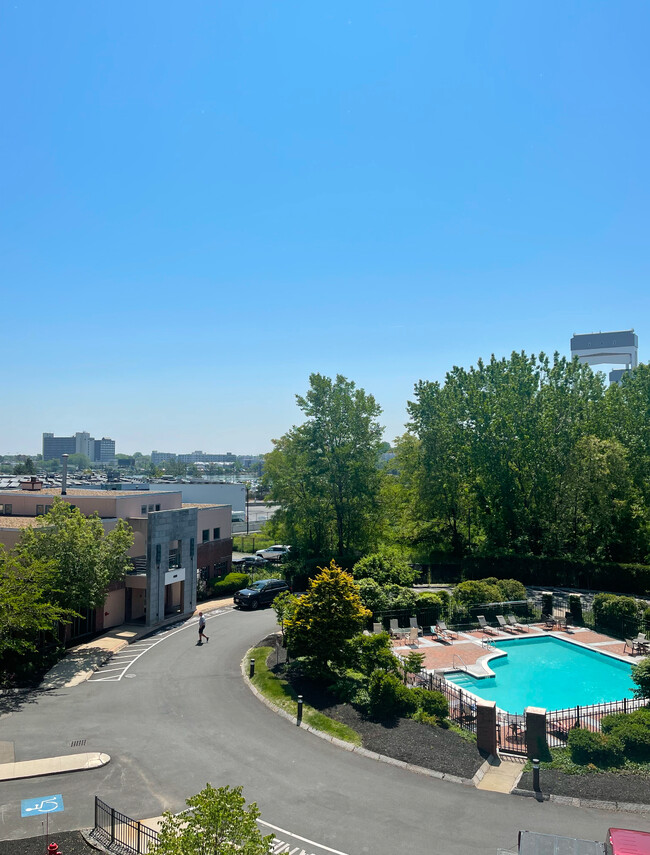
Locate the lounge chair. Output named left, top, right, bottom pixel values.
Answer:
left=389, top=619, right=407, bottom=641
left=407, top=626, right=420, bottom=647
left=477, top=615, right=497, bottom=635
left=409, top=616, right=423, bottom=636
left=506, top=614, right=528, bottom=632
left=497, top=615, right=517, bottom=633
left=436, top=620, right=456, bottom=640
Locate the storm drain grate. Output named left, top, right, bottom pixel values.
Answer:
left=71, top=739, right=86, bottom=748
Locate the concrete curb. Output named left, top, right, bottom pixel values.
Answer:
left=241, top=651, right=485, bottom=788
left=0, top=751, right=111, bottom=782
left=512, top=787, right=650, bottom=814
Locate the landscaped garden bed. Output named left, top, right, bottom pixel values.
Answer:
left=518, top=765, right=650, bottom=805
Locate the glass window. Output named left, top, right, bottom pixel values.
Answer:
left=202, top=529, right=209, bottom=543
left=148, top=504, right=154, bottom=512
left=36, top=504, right=44, bottom=515
left=4, top=504, right=12, bottom=515
left=45, top=505, right=52, bottom=513
left=155, top=504, right=161, bottom=511
left=0, top=505, right=3, bottom=514
left=213, top=527, right=220, bottom=540
left=141, top=505, right=147, bottom=515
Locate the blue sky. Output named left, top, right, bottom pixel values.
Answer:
left=2, top=1, right=648, bottom=455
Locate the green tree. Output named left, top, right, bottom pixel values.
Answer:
left=67, top=453, right=92, bottom=469
left=0, top=547, right=72, bottom=662
left=351, top=549, right=417, bottom=586
left=632, top=657, right=650, bottom=699
left=13, top=457, right=36, bottom=476
left=265, top=374, right=384, bottom=558
left=152, top=784, right=273, bottom=855
left=17, top=498, right=134, bottom=611
left=284, top=561, right=372, bottom=675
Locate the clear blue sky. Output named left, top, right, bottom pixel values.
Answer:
left=2, top=2, right=648, bottom=455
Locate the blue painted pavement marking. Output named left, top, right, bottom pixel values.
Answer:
left=21, top=795, right=64, bottom=817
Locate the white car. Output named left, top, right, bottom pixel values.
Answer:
left=255, top=545, right=291, bottom=562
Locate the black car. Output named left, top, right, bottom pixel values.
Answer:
left=232, top=555, right=269, bottom=569
left=233, top=578, right=290, bottom=610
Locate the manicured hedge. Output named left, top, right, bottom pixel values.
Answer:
left=209, top=572, right=249, bottom=596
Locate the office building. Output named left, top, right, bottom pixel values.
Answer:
left=43, top=431, right=116, bottom=463
left=570, top=330, right=639, bottom=384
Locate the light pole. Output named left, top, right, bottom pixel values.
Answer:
left=245, top=484, right=250, bottom=535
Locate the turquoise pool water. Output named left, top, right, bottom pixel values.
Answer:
left=446, top=636, right=635, bottom=714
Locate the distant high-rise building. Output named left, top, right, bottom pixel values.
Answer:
left=43, top=431, right=116, bottom=462
left=570, top=329, right=638, bottom=384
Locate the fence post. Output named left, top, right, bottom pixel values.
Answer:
left=475, top=700, right=497, bottom=756
left=137, top=821, right=142, bottom=855
left=525, top=707, right=549, bottom=760
left=111, top=807, right=116, bottom=845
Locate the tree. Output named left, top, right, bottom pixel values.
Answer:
left=284, top=561, right=372, bottom=674
left=265, top=374, right=385, bottom=558
left=17, top=498, right=134, bottom=611
left=0, top=547, right=73, bottom=662
left=351, top=549, right=417, bottom=586
left=152, top=784, right=273, bottom=855
left=13, top=457, right=36, bottom=476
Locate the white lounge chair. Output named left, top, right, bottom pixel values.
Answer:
left=436, top=620, right=456, bottom=641
left=409, top=616, right=423, bottom=636
left=477, top=615, right=497, bottom=635
left=506, top=614, right=528, bottom=632
left=497, top=615, right=517, bottom=633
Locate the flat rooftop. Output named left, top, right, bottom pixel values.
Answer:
left=0, top=488, right=182, bottom=498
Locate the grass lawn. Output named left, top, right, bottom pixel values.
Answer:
left=245, top=646, right=361, bottom=746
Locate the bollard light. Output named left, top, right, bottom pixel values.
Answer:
left=249, top=658, right=255, bottom=679
left=532, top=758, right=540, bottom=792
left=297, top=694, right=303, bottom=725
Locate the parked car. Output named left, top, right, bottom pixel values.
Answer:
left=255, top=545, right=291, bottom=562
left=233, top=578, right=290, bottom=610
left=518, top=827, right=650, bottom=854
left=232, top=555, right=268, bottom=569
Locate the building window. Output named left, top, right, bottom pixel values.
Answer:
left=45, top=505, right=52, bottom=513
left=0, top=505, right=3, bottom=515
left=148, top=504, right=154, bottom=512
left=155, top=504, right=161, bottom=511
left=202, top=529, right=209, bottom=543
left=213, top=527, right=220, bottom=540
left=36, top=504, right=44, bottom=515
left=141, top=505, right=147, bottom=515
left=4, top=504, right=12, bottom=515
left=214, top=561, right=227, bottom=578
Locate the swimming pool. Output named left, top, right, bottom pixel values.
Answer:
left=445, top=636, right=635, bottom=714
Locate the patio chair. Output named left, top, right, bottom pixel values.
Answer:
left=542, top=614, right=556, bottom=630
left=389, top=619, right=407, bottom=641
left=372, top=622, right=383, bottom=634
left=477, top=615, right=497, bottom=635
left=409, top=616, right=423, bottom=636
left=624, top=633, right=647, bottom=654
left=407, top=626, right=420, bottom=647
left=506, top=614, right=528, bottom=632
left=496, top=614, right=517, bottom=633
left=436, top=620, right=456, bottom=640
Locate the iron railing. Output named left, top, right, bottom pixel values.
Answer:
left=545, top=696, right=648, bottom=748
left=496, top=711, right=527, bottom=756
left=92, top=796, right=160, bottom=855
left=429, top=673, right=477, bottom=734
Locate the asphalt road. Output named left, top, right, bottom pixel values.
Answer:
left=2, top=608, right=649, bottom=854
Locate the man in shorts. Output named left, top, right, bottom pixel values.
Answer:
left=198, top=612, right=209, bottom=644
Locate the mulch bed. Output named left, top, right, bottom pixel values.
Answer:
left=0, top=831, right=99, bottom=855
left=518, top=768, right=650, bottom=805
left=259, top=635, right=486, bottom=781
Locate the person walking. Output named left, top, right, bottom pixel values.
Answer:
left=198, top=612, right=209, bottom=644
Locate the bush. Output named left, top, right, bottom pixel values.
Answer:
left=385, top=584, right=417, bottom=612
left=593, top=593, right=640, bottom=635
left=356, top=578, right=389, bottom=617
left=209, top=572, right=249, bottom=596
left=414, top=592, right=445, bottom=622
left=601, top=708, right=650, bottom=760
left=567, top=727, right=623, bottom=767
left=453, top=580, right=502, bottom=609
left=346, top=632, right=400, bottom=677
left=632, top=658, right=650, bottom=699
left=493, top=578, right=527, bottom=602
left=568, top=594, right=583, bottom=625
left=367, top=670, right=417, bottom=719
left=352, top=550, right=417, bottom=586
left=410, top=687, right=448, bottom=720
left=329, top=670, right=368, bottom=704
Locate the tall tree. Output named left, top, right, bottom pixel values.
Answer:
left=17, top=498, right=134, bottom=611
left=265, top=374, right=384, bottom=558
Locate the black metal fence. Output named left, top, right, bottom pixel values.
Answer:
left=92, top=797, right=160, bottom=855
left=545, top=697, right=648, bottom=748
left=428, top=673, right=477, bottom=734
left=496, top=711, right=527, bottom=756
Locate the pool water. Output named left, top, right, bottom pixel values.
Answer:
left=446, top=636, right=635, bottom=714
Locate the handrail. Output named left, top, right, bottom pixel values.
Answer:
left=452, top=653, right=469, bottom=672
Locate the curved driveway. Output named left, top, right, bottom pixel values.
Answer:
left=2, top=608, right=649, bottom=854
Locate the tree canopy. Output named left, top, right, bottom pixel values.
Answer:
left=265, top=373, right=385, bottom=559
left=17, top=498, right=134, bottom=610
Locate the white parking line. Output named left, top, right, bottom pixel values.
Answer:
left=258, top=821, right=350, bottom=855
left=89, top=610, right=229, bottom=682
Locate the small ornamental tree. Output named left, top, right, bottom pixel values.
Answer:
left=152, top=784, right=273, bottom=855
left=284, top=560, right=371, bottom=675
left=632, top=657, right=650, bottom=699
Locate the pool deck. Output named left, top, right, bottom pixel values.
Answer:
left=391, top=623, right=645, bottom=676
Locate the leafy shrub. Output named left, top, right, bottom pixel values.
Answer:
left=453, top=580, right=502, bottom=609
left=210, top=572, right=249, bottom=596
left=414, top=592, right=445, bottom=622
left=346, top=632, right=400, bottom=676
left=568, top=594, right=583, bottom=625
left=484, top=577, right=527, bottom=602
left=385, top=584, right=417, bottom=612
left=367, top=670, right=417, bottom=719
left=352, top=550, right=417, bottom=586
left=567, top=727, right=623, bottom=767
left=355, top=578, right=389, bottom=617
left=593, top=593, right=639, bottom=635
left=410, top=687, right=448, bottom=719
left=329, top=670, right=368, bottom=704
left=632, top=659, right=650, bottom=699
left=601, top=708, right=650, bottom=759
left=410, top=709, right=440, bottom=727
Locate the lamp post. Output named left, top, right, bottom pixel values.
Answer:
left=245, top=484, right=250, bottom=535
